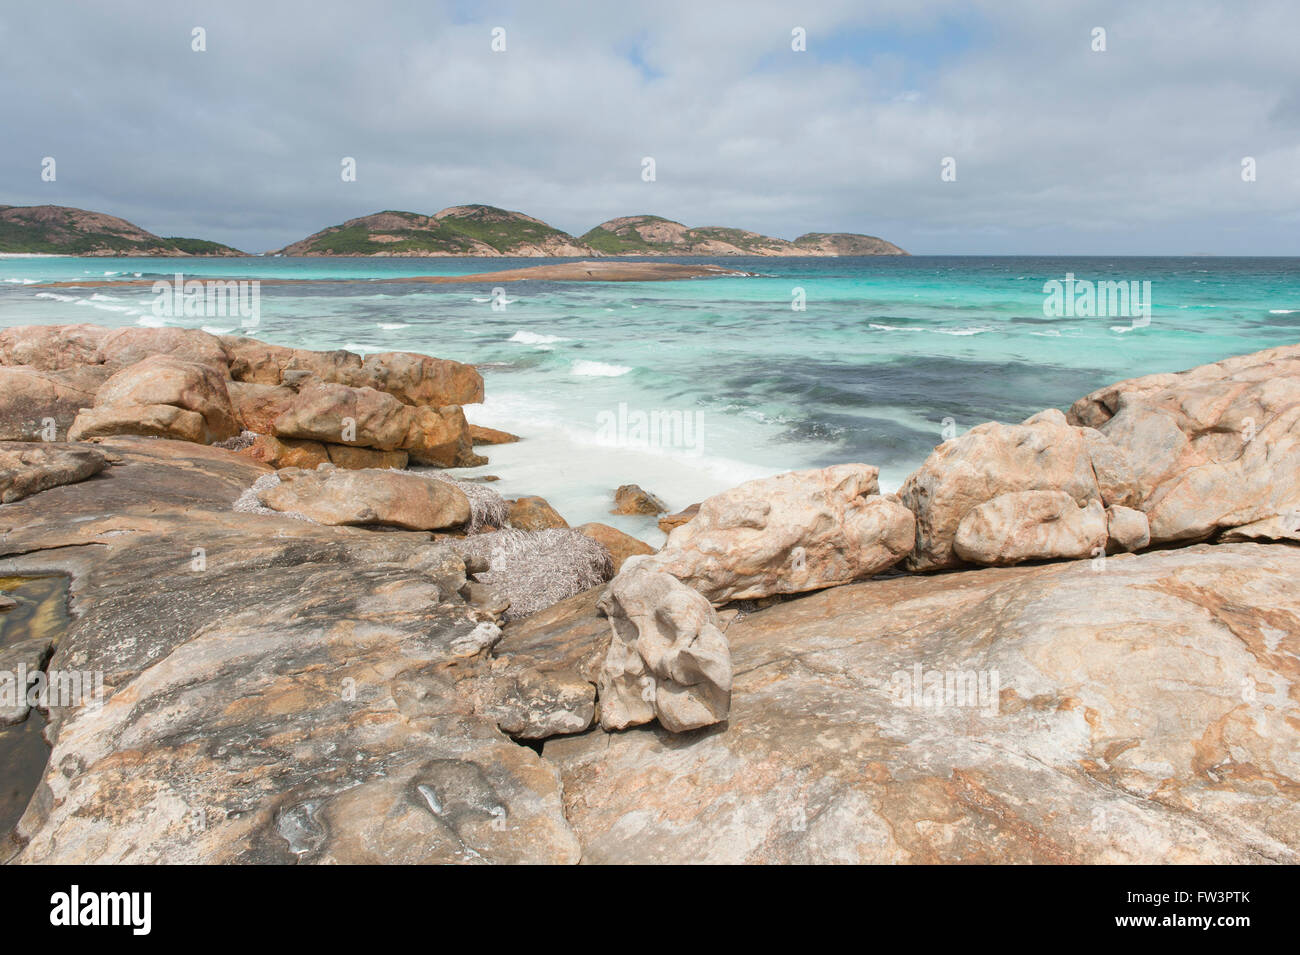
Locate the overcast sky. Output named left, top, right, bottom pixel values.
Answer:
left=2, top=0, right=1298, bottom=254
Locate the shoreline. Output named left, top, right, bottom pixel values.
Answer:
left=1, top=325, right=1298, bottom=863
left=30, top=260, right=750, bottom=289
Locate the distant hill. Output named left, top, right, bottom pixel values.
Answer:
left=275, top=205, right=595, bottom=257
left=581, top=214, right=908, bottom=256
left=278, top=206, right=907, bottom=257
left=0, top=205, right=243, bottom=256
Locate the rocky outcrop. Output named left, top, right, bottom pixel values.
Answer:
left=69, top=355, right=240, bottom=444
left=1067, top=343, right=1300, bottom=545
left=0, top=442, right=109, bottom=503
left=646, top=464, right=914, bottom=603
left=0, top=438, right=578, bottom=864
left=899, top=409, right=1138, bottom=571
left=546, top=543, right=1300, bottom=863
left=256, top=466, right=471, bottom=531
left=595, top=559, right=732, bottom=733
left=0, top=325, right=482, bottom=469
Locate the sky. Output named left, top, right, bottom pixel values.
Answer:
left=2, top=0, right=1298, bottom=255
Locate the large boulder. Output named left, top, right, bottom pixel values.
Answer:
left=1068, top=344, right=1300, bottom=544
left=95, top=326, right=230, bottom=374
left=899, top=409, right=1135, bottom=571
left=596, top=558, right=732, bottom=733
left=404, top=405, right=482, bottom=468
left=68, top=355, right=240, bottom=444
left=547, top=543, right=1300, bottom=863
left=0, top=323, right=109, bottom=370
left=953, top=491, right=1108, bottom=566
left=271, top=381, right=412, bottom=450
left=0, top=442, right=109, bottom=503
left=646, top=464, right=915, bottom=604
left=256, top=466, right=470, bottom=530
left=360, top=351, right=484, bottom=407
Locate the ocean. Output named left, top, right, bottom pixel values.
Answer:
left=3, top=254, right=1298, bottom=542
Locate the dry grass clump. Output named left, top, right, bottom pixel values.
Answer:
left=451, top=528, right=614, bottom=620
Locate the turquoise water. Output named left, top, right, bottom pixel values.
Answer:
left=3, top=255, right=1297, bottom=541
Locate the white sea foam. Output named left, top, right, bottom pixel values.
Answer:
left=1269, top=309, right=1297, bottom=315
left=571, top=359, right=631, bottom=377
left=509, top=330, right=568, bottom=345
left=202, top=326, right=235, bottom=335
left=35, top=291, right=78, bottom=302
left=377, top=322, right=409, bottom=330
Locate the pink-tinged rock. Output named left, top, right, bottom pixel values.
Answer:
left=95, top=326, right=230, bottom=374
left=953, top=490, right=1107, bottom=566
left=69, top=356, right=240, bottom=444
left=0, top=323, right=110, bottom=370
left=1068, top=343, right=1300, bottom=544
left=648, top=464, right=915, bottom=603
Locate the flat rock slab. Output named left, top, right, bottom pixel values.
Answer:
left=0, top=437, right=578, bottom=864
left=547, top=543, right=1300, bottom=863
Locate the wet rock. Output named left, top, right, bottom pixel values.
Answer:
left=575, top=522, right=654, bottom=572
left=0, top=637, right=54, bottom=725
left=470, top=424, right=520, bottom=446
left=612, top=483, right=668, bottom=515
left=658, top=502, right=700, bottom=534
left=508, top=495, right=568, bottom=531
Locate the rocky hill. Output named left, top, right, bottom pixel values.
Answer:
left=581, top=214, right=908, bottom=256
left=278, top=206, right=908, bottom=257
left=0, top=205, right=243, bottom=256
left=274, top=205, right=594, bottom=257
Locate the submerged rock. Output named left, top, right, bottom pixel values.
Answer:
left=612, top=483, right=668, bottom=515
